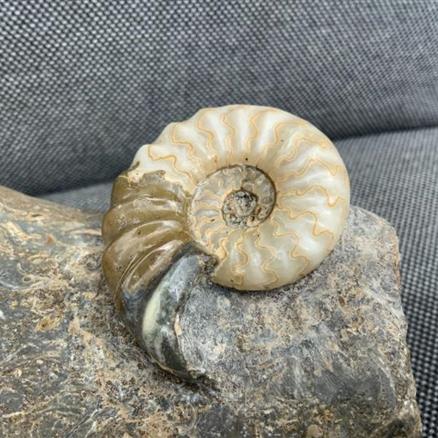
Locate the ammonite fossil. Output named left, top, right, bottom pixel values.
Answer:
left=102, top=104, right=350, bottom=378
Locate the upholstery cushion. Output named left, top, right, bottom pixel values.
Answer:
left=43, top=127, right=438, bottom=436
left=43, top=182, right=113, bottom=213
left=2, top=1, right=438, bottom=195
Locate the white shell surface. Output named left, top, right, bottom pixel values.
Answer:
left=133, top=105, right=350, bottom=290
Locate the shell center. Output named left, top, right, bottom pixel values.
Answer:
left=222, top=189, right=260, bottom=228
left=190, top=165, right=276, bottom=232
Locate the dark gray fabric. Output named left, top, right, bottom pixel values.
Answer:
left=43, top=127, right=438, bottom=436
left=44, top=182, right=113, bottom=212
left=2, top=1, right=438, bottom=195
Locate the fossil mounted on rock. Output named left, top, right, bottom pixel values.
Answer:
left=102, top=105, right=350, bottom=378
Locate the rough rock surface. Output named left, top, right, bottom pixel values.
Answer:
left=0, top=186, right=421, bottom=437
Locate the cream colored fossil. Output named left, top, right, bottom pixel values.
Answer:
left=102, top=104, right=350, bottom=302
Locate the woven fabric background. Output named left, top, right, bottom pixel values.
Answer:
left=1, top=1, right=438, bottom=196
left=45, top=127, right=438, bottom=436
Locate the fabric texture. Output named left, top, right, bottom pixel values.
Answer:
left=2, top=1, right=438, bottom=196
left=44, top=182, right=113, bottom=212
left=43, top=127, right=438, bottom=436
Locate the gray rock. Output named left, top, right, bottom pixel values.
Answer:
left=0, top=186, right=421, bottom=437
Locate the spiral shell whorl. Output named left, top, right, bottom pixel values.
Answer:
left=103, top=105, right=350, bottom=298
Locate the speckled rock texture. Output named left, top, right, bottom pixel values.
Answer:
left=0, top=186, right=421, bottom=437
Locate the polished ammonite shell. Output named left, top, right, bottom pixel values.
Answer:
left=102, top=104, right=350, bottom=377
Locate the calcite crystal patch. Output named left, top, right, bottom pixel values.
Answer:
left=0, top=186, right=421, bottom=437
